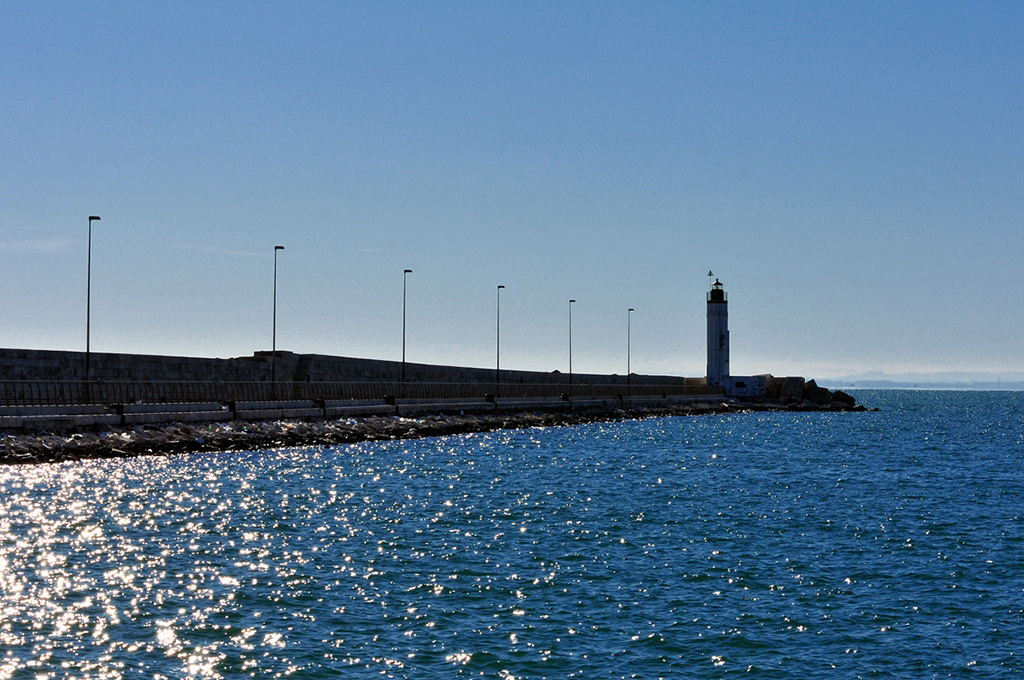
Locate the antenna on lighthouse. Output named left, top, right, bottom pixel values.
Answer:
left=707, top=270, right=714, bottom=288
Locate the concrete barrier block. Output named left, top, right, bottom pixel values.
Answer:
left=14, top=414, right=120, bottom=429
left=121, top=402, right=226, bottom=415
left=494, top=399, right=572, bottom=412
left=324, top=404, right=394, bottom=418
left=277, top=408, right=322, bottom=419
left=323, top=399, right=383, bottom=408
left=0, top=416, right=24, bottom=429
left=234, top=409, right=285, bottom=420
left=122, top=410, right=233, bottom=425
left=0, top=405, right=110, bottom=417
left=235, top=408, right=321, bottom=421
left=397, top=401, right=495, bottom=417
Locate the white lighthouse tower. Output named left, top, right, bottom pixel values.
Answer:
left=706, top=278, right=730, bottom=388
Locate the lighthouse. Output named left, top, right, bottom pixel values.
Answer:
left=706, top=278, right=729, bottom=388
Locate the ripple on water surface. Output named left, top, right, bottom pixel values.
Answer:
left=1, top=390, right=1023, bottom=678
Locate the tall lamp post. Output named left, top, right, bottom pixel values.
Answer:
left=85, top=215, right=101, bottom=381
left=496, top=285, right=505, bottom=393
left=272, top=245, right=284, bottom=384
left=402, top=269, right=412, bottom=383
left=627, top=308, right=635, bottom=396
left=568, top=299, right=576, bottom=397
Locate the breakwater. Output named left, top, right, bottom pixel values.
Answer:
left=0, top=346, right=713, bottom=432
left=0, top=347, right=864, bottom=461
left=0, top=398, right=867, bottom=465
left=0, top=382, right=716, bottom=432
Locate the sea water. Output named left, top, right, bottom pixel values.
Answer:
left=1, top=390, right=1022, bottom=678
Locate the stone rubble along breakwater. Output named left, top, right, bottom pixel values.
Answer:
left=0, top=399, right=869, bottom=466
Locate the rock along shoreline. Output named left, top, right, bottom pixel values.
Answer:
left=0, top=399, right=871, bottom=466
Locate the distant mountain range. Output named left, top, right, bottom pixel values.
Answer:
left=820, top=371, right=1024, bottom=391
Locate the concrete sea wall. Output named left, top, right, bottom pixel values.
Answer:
left=0, top=347, right=696, bottom=387
left=0, top=349, right=862, bottom=437
left=0, top=347, right=719, bottom=432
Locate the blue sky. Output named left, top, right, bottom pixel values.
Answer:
left=2, top=1, right=1022, bottom=380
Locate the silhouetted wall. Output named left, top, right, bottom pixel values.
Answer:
left=0, top=348, right=701, bottom=386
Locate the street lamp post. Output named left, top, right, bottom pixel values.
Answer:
left=627, top=308, right=635, bottom=396
left=85, top=215, right=100, bottom=381
left=496, top=285, right=505, bottom=394
left=568, top=299, right=576, bottom=398
left=402, top=269, right=412, bottom=383
left=272, top=245, right=284, bottom=384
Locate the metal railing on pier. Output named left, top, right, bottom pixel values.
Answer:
left=0, top=380, right=718, bottom=408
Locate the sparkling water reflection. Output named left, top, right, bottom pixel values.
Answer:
left=1, top=390, right=1022, bottom=677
